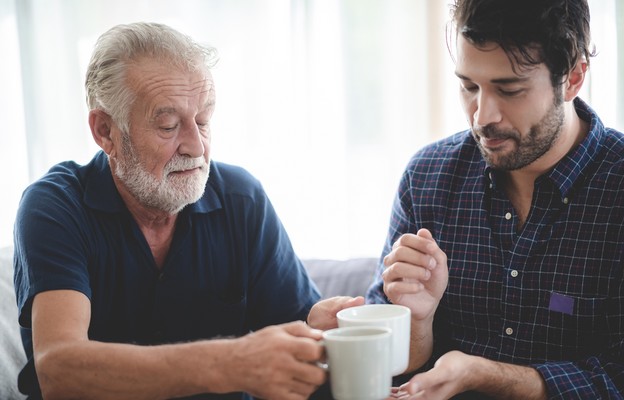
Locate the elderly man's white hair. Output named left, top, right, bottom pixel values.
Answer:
left=85, top=22, right=218, bottom=134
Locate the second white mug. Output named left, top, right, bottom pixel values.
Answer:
left=322, top=326, right=393, bottom=400
left=337, top=303, right=411, bottom=376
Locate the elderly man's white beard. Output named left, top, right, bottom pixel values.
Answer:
left=113, top=134, right=209, bottom=214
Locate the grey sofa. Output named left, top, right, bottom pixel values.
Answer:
left=0, top=246, right=378, bottom=399
left=1, top=247, right=26, bottom=400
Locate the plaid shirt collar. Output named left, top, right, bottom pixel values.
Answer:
left=485, top=97, right=604, bottom=202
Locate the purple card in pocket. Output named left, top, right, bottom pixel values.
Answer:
left=549, top=292, right=574, bottom=315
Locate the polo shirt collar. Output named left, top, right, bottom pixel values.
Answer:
left=83, top=151, right=222, bottom=214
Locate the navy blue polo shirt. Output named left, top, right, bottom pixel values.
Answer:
left=13, top=151, right=320, bottom=399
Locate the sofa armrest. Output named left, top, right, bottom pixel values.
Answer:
left=0, top=246, right=27, bottom=399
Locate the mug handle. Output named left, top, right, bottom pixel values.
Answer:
left=316, top=340, right=329, bottom=370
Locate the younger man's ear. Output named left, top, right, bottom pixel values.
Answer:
left=89, top=109, right=116, bottom=156
left=564, top=60, right=588, bottom=102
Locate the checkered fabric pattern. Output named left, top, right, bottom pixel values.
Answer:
left=367, top=98, right=624, bottom=399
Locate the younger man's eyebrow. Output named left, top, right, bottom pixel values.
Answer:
left=490, top=76, right=530, bottom=85
left=455, top=71, right=530, bottom=85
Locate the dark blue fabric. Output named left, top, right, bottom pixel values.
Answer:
left=13, top=151, right=321, bottom=399
left=367, top=98, right=624, bottom=399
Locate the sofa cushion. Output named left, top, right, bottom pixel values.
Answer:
left=0, top=247, right=26, bottom=400
left=302, top=257, right=379, bottom=299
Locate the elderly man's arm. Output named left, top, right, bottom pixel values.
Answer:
left=33, top=290, right=325, bottom=400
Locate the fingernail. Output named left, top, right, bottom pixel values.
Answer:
left=429, top=257, right=436, bottom=269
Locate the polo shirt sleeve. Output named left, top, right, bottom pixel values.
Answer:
left=246, top=186, right=321, bottom=328
left=13, top=166, right=92, bottom=329
left=216, top=165, right=321, bottom=330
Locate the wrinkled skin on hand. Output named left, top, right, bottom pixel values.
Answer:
left=230, top=321, right=327, bottom=400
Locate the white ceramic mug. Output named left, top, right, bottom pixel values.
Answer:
left=337, top=304, right=411, bottom=376
left=322, top=326, right=393, bottom=400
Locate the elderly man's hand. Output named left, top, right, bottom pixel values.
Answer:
left=306, top=296, right=365, bottom=330
left=228, top=321, right=326, bottom=400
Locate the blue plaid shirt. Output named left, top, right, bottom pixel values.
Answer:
left=367, top=98, right=624, bottom=399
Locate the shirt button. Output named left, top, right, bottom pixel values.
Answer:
left=563, top=197, right=569, bottom=204
left=505, top=212, right=512, bottom=220
left=510, top=270, right=519, bottom=278
left=505, top=327, right=514, bottom=336
left=158, top=272, right=165, bottom=281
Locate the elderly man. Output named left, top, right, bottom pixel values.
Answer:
left=13, top=22, right=359, bottom=400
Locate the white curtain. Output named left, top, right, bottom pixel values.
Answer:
left=0, top=0, right=621, bottom=259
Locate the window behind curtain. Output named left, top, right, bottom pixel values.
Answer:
left=0, top=0, right=621, bottom=259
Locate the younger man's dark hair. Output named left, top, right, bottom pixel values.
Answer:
left=450, top=0, right=596, bottom=86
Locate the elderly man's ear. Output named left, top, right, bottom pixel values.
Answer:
left=89, top=109, right=117, bottom=157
